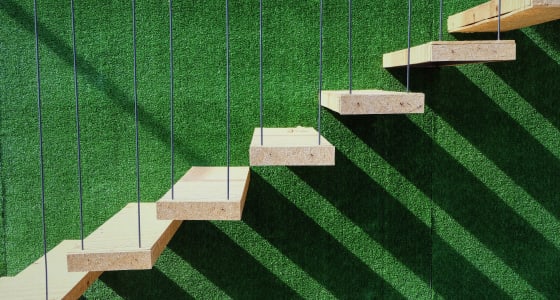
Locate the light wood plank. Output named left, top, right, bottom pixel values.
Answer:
left=0, top=240, right=102, bottom=300
left=249, top=127, right=335, bottom=166
left=321, top=90, right=425, bottom=115
left=157, top=166, right=250, bottom=220
left=67, top=203, right=182, bottom=272
left=448, top=0, right=560, bottom=32
left=382, top=40, right=516, bottom=68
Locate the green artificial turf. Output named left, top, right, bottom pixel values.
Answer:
left=1, top=0, right=559, bottom=298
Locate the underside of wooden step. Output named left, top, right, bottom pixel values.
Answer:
left=321, top=90, right=425, bottom=115
left=157, top=166, right=250, bottom=220
left=0, top=240, right=102, bottom=300
left=383, top=40, right=516, bottom=68
left=448, top=0, right=560, bottom=33
left=67, top=203, right=182, bottom=272
left=249, top=127, right=335, bottom=166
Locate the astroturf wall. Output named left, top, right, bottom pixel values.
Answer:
left=1, top=0, right=559, bottom=298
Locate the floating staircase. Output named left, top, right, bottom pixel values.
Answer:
left=448, top=0, right=560, bottom=33
left=249, top=127, right=335, bottom=166
left=383, top=40, right=516, bottom=68
left=0, top=240, right=102, bottom=299
left=156, top=166, right=250, bottom=220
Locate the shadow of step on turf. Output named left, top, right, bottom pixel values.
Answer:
left=334, top=104, right=560, bottom=297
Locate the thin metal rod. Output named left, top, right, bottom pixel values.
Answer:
left=497, top=0, right=501, bottom=40
left=348, top=0, right=352, bottom=94
left=33, top=0, right=48, bottom=298
left=70, top=0, right=84, bottom=250
left=407, top=0, right=412, bottom=92
left=318, top=0, right=323, bottom=145
left=169, top=0, right=175, bottom=199
left=132, top=0, right=142, bottom=248
left=259, top=0, right=264, bottom=145
left=439, top=0, right=443, bottom=41
left=226, top=0, right=230, bottom=199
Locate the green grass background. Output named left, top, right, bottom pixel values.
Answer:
left=1, top=0, right=559, bottom=298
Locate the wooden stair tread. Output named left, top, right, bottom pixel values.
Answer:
left=67, top=203, right=182, bottom=272
left=0, top=240, right=101, bottom=300
left=249, top=127, right=335, bottom=166
left=448, top=0, right=560, bottom=33
left=383, top=40, right=516, bottom=68
left=321, top=90, right=425, bottom=115
left=157, top=166, right=250, bottom=220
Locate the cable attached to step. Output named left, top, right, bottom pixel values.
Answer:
left=318, top=0, right=323, bottom=145
left=169, top=0, right=175, bottom=200
left=33, top=0, right=48, bottom=298
left=348, top=0, right=353, bottom=94
left=259, top=0, right=264, bottom=145
left=131, top=0, right=142, bottom=248
left=70, top=0, right=85, bottom=250
left=407, top=0, right=411, bottom=92
left=226, top=0, right=231, bottom=199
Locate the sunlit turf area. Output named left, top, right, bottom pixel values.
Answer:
left=1, top=0, right=559, bottom=298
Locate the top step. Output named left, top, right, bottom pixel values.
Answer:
left=448, top=0, right=560, bottom=33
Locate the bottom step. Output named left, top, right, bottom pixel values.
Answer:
left=249, top=127, right=335, bottom=166
left=157, top=166, right=251, bottom=220
left=67, top=203, right=182, bottom=272
left=0, top=240, right=102, bottom=299
left=321, top=90, right=424, bottom=115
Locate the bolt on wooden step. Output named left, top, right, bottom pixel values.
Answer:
left=321, top=90, right=424, bottom=115
left=448, top=0, right=560, bottom=33
left=0, top=240, right=102, bottom=300
left=383, top=40, right=516, bottom=68
left=67, top=203, right=181, bottom=272
left=156, top=166, right=250, bottom=221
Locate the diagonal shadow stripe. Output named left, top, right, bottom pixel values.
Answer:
left=168, top=221, right=302, bottom=299
left=485, top=30, right=560, bottom=131
left=338, top=112, right=560, bottom=298
left=243, top=171, right=405, bottom=299
left=0, top=0, right=205, bottom=165
left=100, top=266, right=195, bottom=300
left=290, top=150, right=510, bottom=299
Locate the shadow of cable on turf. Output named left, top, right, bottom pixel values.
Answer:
left=167, top=221, right=302, bottom=299
left=99, top=267, right=194, bottom=300
left=242, top=171, right=404, bottom=299
left=0, top=0, right=206, bottom=166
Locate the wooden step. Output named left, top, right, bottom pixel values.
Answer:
left=157, top=166, right=250, bottom=220
left=321, top=90, right=425, bottom=115
left=67, top=203, right=182, bottom=272
left=0, top=240, right=102, bottom=299
left=448, top=0, right=560, bottom=33
left=249, top=127, right=335, bottom=166
left=383, top=40, right=516, bottom=68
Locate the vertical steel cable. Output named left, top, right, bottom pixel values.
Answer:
left=318, top=0, right=323, bottom=145
left=70, top=0, right=85, bottom=250
left=132, top=0, right=142, bottom=248
left=32, top=0, right=48, bottom=298
left=169, top=0, right=175, bottom=199
left=225, top=0, right=231, bottom=199
left=497, top=0, right=501, bottom=40
left=439, top=0, right=443, bottom=41
left=407, top=0, right=412, bottom=92
left=348, top=0, right=352, bottom=94
left=259, top=0, right=264, bottom=145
